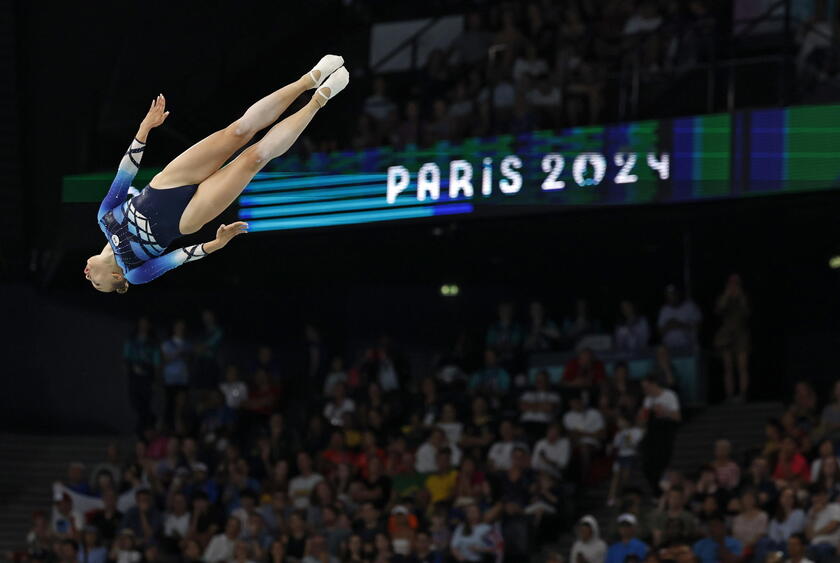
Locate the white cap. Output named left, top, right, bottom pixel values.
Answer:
left=617, top=513, right=637, bottom=526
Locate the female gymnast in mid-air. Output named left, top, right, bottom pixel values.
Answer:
left=84, top=55, right=348, bottom=293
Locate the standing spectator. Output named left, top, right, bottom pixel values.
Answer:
left=712, top=439, right=741, bottom=491
left=640, top=374, right=682, bottom=494
left=518, top=371, right=561, bottom=439
left=523, top=301, right=561, bottom=352
left=657, top=285, right=702, bottom=351
left=614, top=301, right=650, bottom=352
left=714, top=274, right=751, bottom=402
left=123, top=316, right=160, bottom=433
left=607, top=414, right=644, bottom=507
left=563, top=393, right=605, bottom=480
left=532, top=423, right=570, bottom=478
left=570, top=515, right=607, bottom=563
left=692, top=513, right=742, bottom=563
left=161, top=319, right=191, bottom=432
left=289, top=452, right=324, bottom=510
left=606, top=514, right=648, bottom=563
left=805, top=486, right=840, bottom=561
left=486, top=302, right=523, bottom=367
left=450, top=504, right=493, bottom=562
left=194, top=309, right=223, bottom=388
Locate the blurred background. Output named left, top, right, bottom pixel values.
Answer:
left=4, top=0, right=840, bottom=561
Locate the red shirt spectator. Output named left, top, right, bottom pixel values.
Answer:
left=773, top=436, right=810, bottom=484
left=245, top=369, right=281, bottom=416
left=562, top=348, right=606, bottom=386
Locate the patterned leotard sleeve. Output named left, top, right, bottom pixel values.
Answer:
left=124, top=243, right=209, bottom=285
left=98, top=136, right=212, bottom=285
left=98, top=137, right=146, bottom=221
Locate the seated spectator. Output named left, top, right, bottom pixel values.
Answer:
left=815, top=456, right=840, bottom=500
left=352, top=456, right=391, bottom=510
left=657, top=285, right=702, bottom=351
left=450, top=12, right=492, bottom=67
left=562, top=348, right=606, bottom=391
left=764, top=419, right=784, bottom=463
left=190, top=491, right=224, bottom=548
left=163, top=491, right=191, bottom=542
left=323, top=382, right=355, bottom=427
left=450, top=503, right=494, bottom=562
left=453, top=456, right=488, bottom=507
left=805, top=486, right=840, bottom=561
left=571, top=515, right=607, bottom=563
left=741, top=456, right=778, bottom=510
left=614, top=300, right=650, bottom=352
left=423, top=99, right=453, bottom=146
left=220, top=365, right=248, bottom=409
left=532, top=423, right=571, bottom=478
left=460, top=396, right=496, bottom=456
left=774, top=436, right=811, bottom=488
left=78, top=527, right=107, bottom=563
left=712, top=439, right=741, bottom=491
left=243, top=368, right=281, bottom=419
left=353, top=502, right=384, bottom=544
left=469, top=349, right=511, bottom=396
left=393, top=100, right=421, bottom=147
left=289, top=452, right=324, bottom=510
left=650, top=486, right=698, bottom=547
left=120, top=489, right=161, bottom=545
left=623, top=1, right=663, bottom=35
left=65, top=462, right=91, bottom=495
left=425, top=448, right=459, bottom=507
left=523, top=301, right=561, bottom=352
left=411, top=529, right=443, bottom=563
left=88, top=489, right=123, bottom=543
left=790, top=381, right=819, bottom=432
left=437, top=402, right=464, bottom=445
left=731, top=489, right=768, bottom=557
left=513, top=43, right=549, bottom=84
left=495, top=446, right=536, bottom=510
left=812, top=439, right=840, bottom=483
left=109, top=529, right=142, bottom=563
left=606, top=514, right=648, bottom=563
left=692, top=513, right=742, bottom=563
left=487, top=420, right=527, bottom=472
left=562, top=299, right=600, bottom=347
left=604, top=362, right=643, bottom=414
left=486, top=302, right=523, bottom=366
left=527, top=74, right=561, bottom=127
left=323, top=357, right=347, bottom=398
left=203, top=516, right=240, bottom=562
left=285, top=511, right=310, bottom=560
left=769, top=487, right=807, bottom=546
left=416, top=428, right=462, bottom=474
left=788, top=532, right=815, bottom=563
left=362, top=77, right=397, bottom=126
left=563, top=392, right=606, bottom=478
left=518, top=370, right=561, bottom=439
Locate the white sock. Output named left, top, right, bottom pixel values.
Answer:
left=308, top=55, right=344, bottom=88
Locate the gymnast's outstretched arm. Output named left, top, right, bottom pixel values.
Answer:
left=125, top=221, right=248, bottom=285
left=97, top=95, right=170, bottom=221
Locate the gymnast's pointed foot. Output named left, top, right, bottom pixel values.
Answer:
left=314, top=66, right=349, bottom=108
left=306, top=54, right=344, bottom=89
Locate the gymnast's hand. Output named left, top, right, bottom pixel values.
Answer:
left=139, top=94, right=170, bottom=134
left=204, top=221, right=249, bottom=253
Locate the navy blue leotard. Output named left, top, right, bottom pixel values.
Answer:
left=97, top=138, right=208, bottom=284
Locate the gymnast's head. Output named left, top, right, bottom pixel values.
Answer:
left=84, top=254, right=128, bottom=294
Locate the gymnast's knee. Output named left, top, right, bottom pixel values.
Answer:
left=226, top=119, right=256, bottom=140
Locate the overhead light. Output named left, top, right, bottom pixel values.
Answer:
left=440, top=284, right=460, bottom=297
left=830, top=256, right=840, bottom=270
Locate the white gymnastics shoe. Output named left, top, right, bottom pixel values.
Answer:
left=315, top=66, right=349, bottom=107
left=308, top=54, right=344, bottom=89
